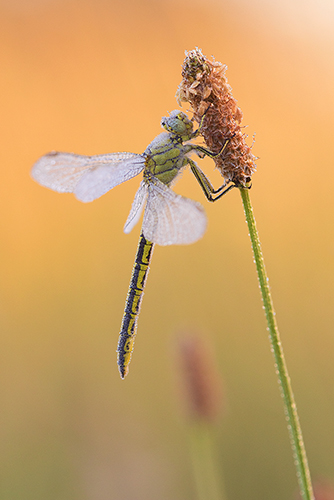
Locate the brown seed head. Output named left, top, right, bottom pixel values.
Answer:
left=177, top=333, right=224, bottom=422
left=176, top=48, right=257, bottom=186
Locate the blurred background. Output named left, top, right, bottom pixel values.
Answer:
left=1, top=0, right=334, bottom=498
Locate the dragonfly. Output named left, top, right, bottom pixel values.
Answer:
left=31, top=110, right=233, bottom=378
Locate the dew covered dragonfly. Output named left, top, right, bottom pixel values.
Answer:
left=31, top=110, right=232, bottom=378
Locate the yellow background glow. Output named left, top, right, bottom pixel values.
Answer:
left=1, top=0, right=334, bottom=498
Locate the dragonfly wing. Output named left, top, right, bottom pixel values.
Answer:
left=142, top=178, right=207, bottom=245
left=32, top=151, right=94, bottom=192
left=31, top=151, right=145, bottom=202
left=74, top=153, right=145, bottom=202
left=124, top=181, right=148, bottom=234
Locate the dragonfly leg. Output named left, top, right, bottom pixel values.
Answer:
left=188, top=159, right=236, bottom=202
left=191, top=104, right=212, bottom=139
left=191, top=136, right=231, bottom=159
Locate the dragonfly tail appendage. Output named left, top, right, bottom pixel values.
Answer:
left=117, top=234, right=154, bottom=378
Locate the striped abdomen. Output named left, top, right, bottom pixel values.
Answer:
left=117, top=234, right=154, bottom=378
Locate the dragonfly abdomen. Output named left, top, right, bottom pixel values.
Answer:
left=117, top=234, right=154, bottom=378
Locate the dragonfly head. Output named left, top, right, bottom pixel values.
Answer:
left=161, top=110, right=193, bottom=141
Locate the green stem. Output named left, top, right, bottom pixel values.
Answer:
left=188, top=422, right=226, bottom=500
left=239, top=187, right=314, bottom=500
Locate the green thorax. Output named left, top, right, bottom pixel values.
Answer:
left=143, top=133, right=186, bottom=185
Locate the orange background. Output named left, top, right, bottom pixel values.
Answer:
left=1, top=0, right=334, bottom=499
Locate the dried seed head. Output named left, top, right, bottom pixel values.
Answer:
left=176, top=48, right=257, bottom=186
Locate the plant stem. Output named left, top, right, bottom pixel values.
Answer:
left=188, top=422, right=226, bottom=500
left=239, top=186, right=314, bottom=500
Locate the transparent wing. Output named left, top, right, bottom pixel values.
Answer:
left=31, top=151, right=145, bottom=202
left=124, top=181, right=148, bottom=234
left=74, top=154, right=146, bottom=202
left=142, top=178, right=207, bottom=245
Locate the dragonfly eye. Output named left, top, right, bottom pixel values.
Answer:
left=161, top=110, right=193, bottom=138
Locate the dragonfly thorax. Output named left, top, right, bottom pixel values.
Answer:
left=143, top=131, right=189, bottom=186
left=161, top=110, right=194, bottom=141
